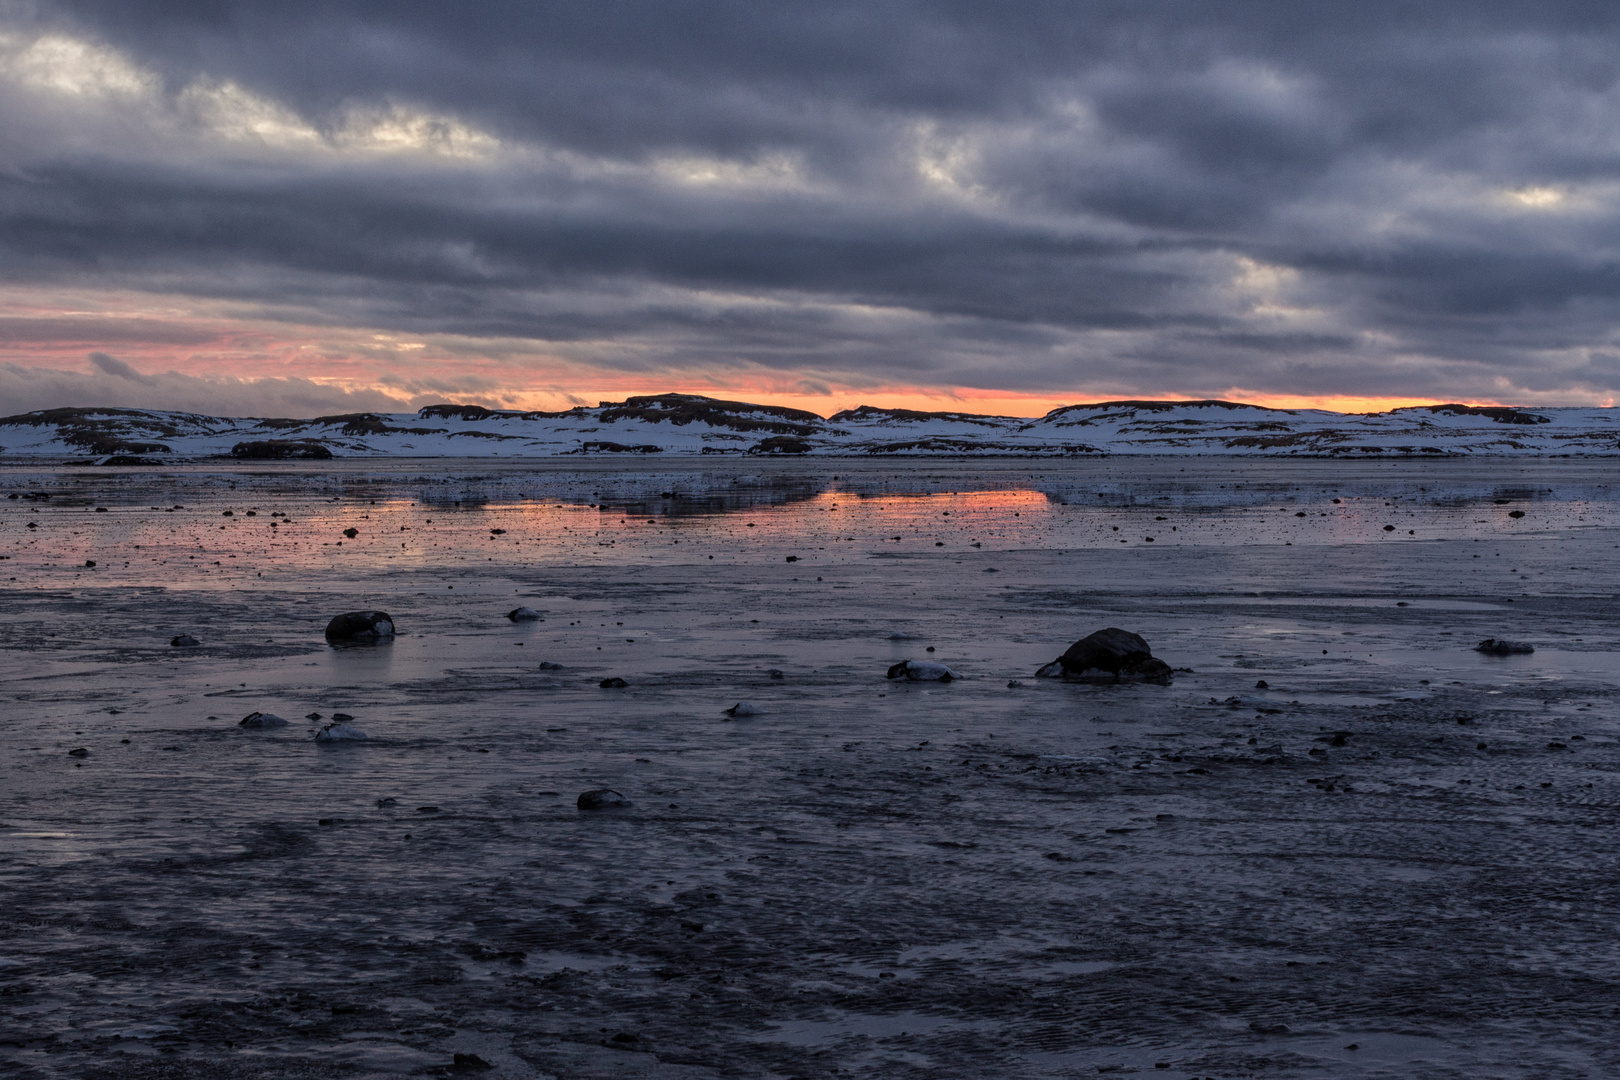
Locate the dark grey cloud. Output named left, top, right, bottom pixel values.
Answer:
left=5, top=1, right=1620, bottom=402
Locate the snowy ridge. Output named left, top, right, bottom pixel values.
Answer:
left=1, top=394, right=1617, bottom=460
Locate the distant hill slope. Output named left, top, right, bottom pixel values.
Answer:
left=1, top=394, right=1615, bottom=460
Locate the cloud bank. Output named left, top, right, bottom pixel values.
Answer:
left=4, top=2, right=1620, bottom=406
left=0, top=358, right=415, bottom=417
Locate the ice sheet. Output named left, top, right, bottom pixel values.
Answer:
left=3, top=457, right=1619, bottom=1078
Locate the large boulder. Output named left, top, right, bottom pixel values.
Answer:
left=1037, top=628, right=1173, bottom=684
left=324, top=611, right=395, bottom=643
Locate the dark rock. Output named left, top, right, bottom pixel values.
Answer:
left=578, top=788, right=628, bottom=810
left=230, top=439, right=334, bottom=460
left=1255, top=679, right=1269, bottom=689
left=724, top=701, right=761, bottom=717
left=750, top=436, right=812, bottom=454
left=306, top=712, right=322, bottom=721
left=886, top=659, right=958, bottom=681
left=1249, top=1021, right=1291, bottom=1035
left=767, top=669, right=784, bottom=680
left=331, top=713, right=355, bottom=722
left=599, top=677, right=628, bottom=688
left=450, top=1052, right=495, bottom=1073
left=537, top=661, right=564, bottom=670
left=1508, top=510, right=1526, bottom=518
left=67, top=747, right=89, bottom=758
left=1036, top=627, right=1173, bottom=683
left=324, top=610, right=395, bottom=643
left=785, top=555, right=798, bottom=562
left=170, top=634, right=200, bottom=647
left=376, top=797, right=398, bottom=807
left=342, top=527, right=358, bottom=538
left=83, top=560, right=96, bottom=568
left=507, top=606, right=543, bottom=621
left=1476, top=638, right=1534, bottom=655
left=239, top=711, right=289, bottom=728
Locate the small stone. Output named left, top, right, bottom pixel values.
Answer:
left=724, top=701, right=761, bottom=717
left=785, top=555, right=798, bottom=562
left=376, top=797, right=398, bottom=807
left=1255, top=679, right=1269, bottom=689
left=416, top=805, right=440, bottom=813
left=1475, top=638, right=1534, bottom=656
left=331, top=712, right=355, bottom=722
left=537, top=661, right=564, bottom=670
left=1007, top=679, right=1024, bottom=688
left=1508, top=510, right=1526, bottom=518
left=67, top=747, right=89, bottom=758
left=342, top=527, right=358, bottom=538
left=507, top=606, right=543, bottom=621
left=599, top=677, right=628, bottom=688
left=886, top=660, right=959, bottom=681
left=170, top=634, right=200, bottom=647
left=84, top=560, right=96, bottom=568
left=767, top=669, right=784, bottom=679
left=306, top=712, right=322, bottom=721
left=451, top=1053, right=495, bottom=1073
left=239, top=711, right=289, bottom=728
left=578, top=788, right=628, bottom=810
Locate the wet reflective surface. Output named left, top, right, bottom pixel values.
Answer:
left=3, top=458, right=1620, bottom=1078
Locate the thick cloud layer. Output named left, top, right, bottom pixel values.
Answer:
left=4, top=2, right=1620, bottom=404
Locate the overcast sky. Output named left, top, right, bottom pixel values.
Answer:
left=4, top=1, right=1620, bottom=416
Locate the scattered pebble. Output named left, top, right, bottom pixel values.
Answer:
left=599, top=677, right=629, bottom=688
left=170, top=634, right=200, bottom=647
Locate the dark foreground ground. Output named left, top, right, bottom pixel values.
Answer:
left=2, top=457, right=1619, bottom=1079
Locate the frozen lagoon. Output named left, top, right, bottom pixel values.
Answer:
left=3, top=456, right=1620, bottom=1078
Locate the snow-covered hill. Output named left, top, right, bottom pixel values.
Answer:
left=1, top=394, right=1616, bottom=460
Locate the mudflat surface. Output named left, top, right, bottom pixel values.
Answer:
left=3, top=457, right=1619, bottom=1079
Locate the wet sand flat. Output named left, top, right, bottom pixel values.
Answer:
left=3, top=457, right=1620, bottom=1078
